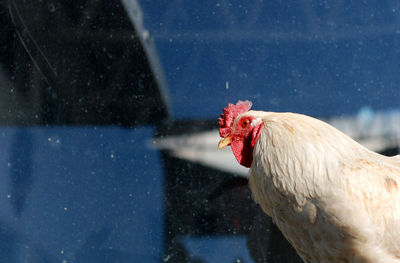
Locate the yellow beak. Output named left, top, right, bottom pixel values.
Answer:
left=218, top=136, right=233, bottom=149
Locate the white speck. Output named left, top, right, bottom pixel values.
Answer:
left=163, top=255, right=171, bottom=262
left=7, top=194, right=11, bottom=199
left=48, top=3, right=56, bottom=12
left=225, top=81, right=229, bottom=89
left=110, top=154, right=115, bottom=158
left=48, top=137, right=52, bottom=142
left=60, top=249, right=64, bottom=254
left=64, top=207, right=68, bottom=211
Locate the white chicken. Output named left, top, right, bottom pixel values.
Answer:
left=218, top=100, right=400, bottom=263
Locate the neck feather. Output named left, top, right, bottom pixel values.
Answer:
left=250, top=112, right=371, bottom=205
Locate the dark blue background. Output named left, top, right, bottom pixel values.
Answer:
left=0, top=127, right=163, bottom=262
left=140, top=0, right=400, bottom=118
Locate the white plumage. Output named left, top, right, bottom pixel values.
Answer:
left=219, top=104, right=400, bottom=262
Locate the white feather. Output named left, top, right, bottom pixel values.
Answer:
left=237, top=111, right=400, bottom=263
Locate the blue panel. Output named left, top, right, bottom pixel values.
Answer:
left=0, top=127, right=163, bottom=262
left=140, top=0, right=400, bottom=118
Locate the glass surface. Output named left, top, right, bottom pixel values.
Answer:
left=0, top=1, right=399, bottom=262
left=140, top=0, right=400, bottom=118
left=0, top=127, right=163, bottom=262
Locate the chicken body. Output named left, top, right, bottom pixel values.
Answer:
left=235, top=110, right=400, bottom=262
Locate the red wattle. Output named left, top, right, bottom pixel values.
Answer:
left=231, top=137, right=253, bottom=168
left=231, top=123, right=263, bottom=168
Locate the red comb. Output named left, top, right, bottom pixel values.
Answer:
left=218, top=100, right=252, bottom=137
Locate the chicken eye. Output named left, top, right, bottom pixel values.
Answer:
left=242, top=119, right=250, bottom=128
